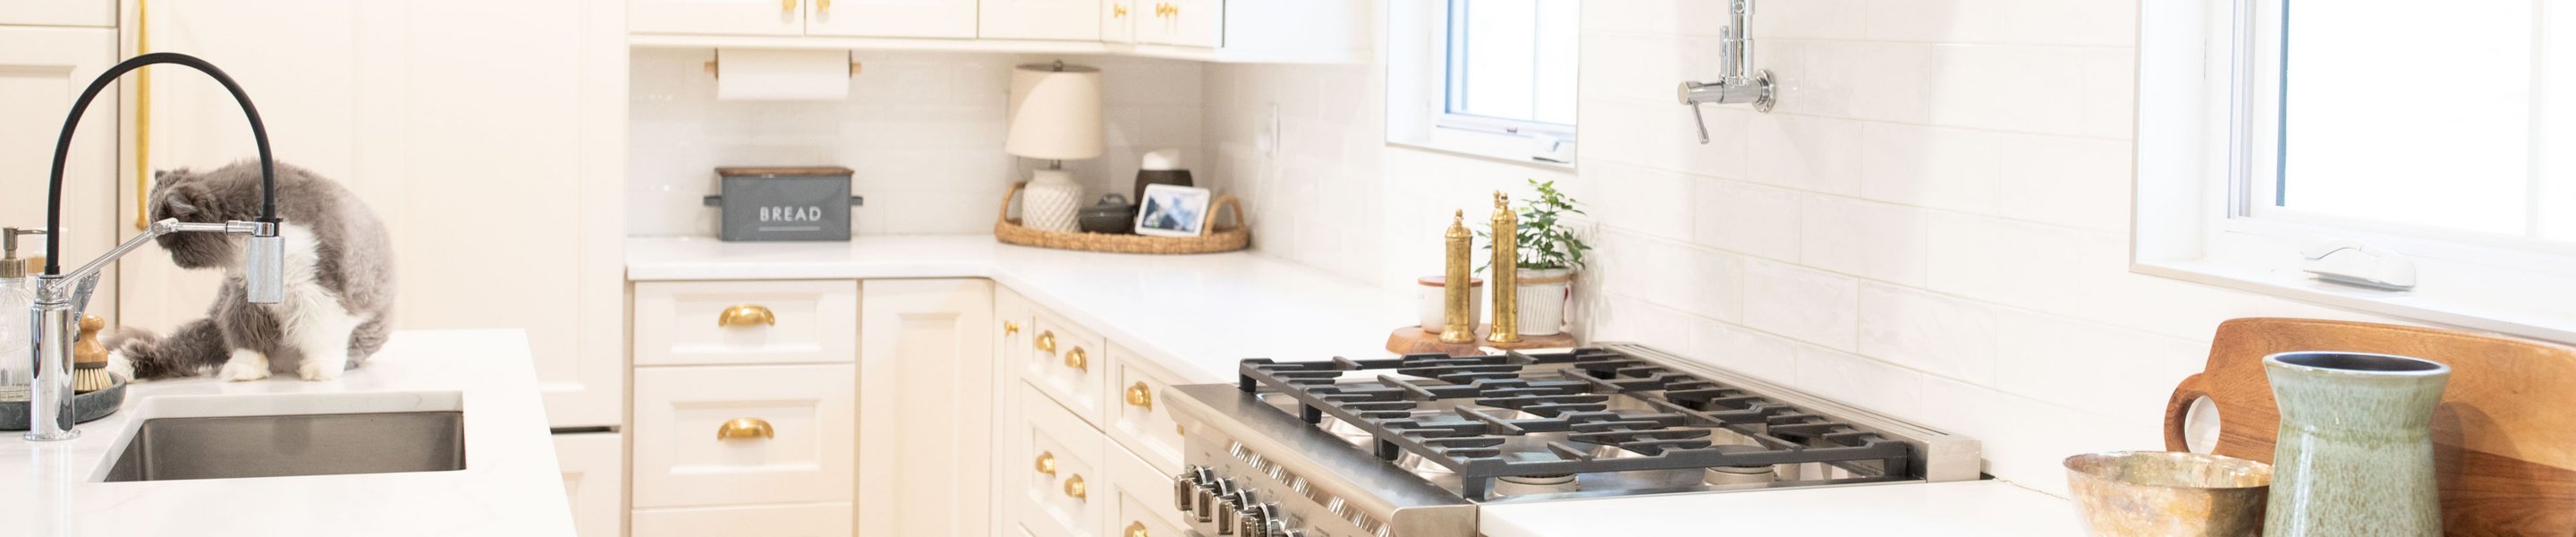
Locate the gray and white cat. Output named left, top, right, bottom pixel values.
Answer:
left=107, top=161, right=395, bottom=381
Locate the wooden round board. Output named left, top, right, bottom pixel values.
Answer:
left=2165, top=318, right=2576, bottom=535
left=1385, top=325, right=1579, bottom=356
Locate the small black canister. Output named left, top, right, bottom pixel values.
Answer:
left=1078, top=193, right=1139, bottom=234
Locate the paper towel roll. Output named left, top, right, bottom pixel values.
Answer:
left=715, top=49, right=850, bottom=101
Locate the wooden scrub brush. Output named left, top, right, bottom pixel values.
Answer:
left=72, top=314, right=114, bottom=393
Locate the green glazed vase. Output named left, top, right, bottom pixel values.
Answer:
left=2261, top=351, right=2450, bottom=536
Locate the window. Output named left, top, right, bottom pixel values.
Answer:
left=2135, top=0, right=2576, bottom=340
left=1387, top=0, right=1580, bottom=166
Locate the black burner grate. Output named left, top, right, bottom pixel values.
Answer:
left=1238, top=348, right=1917, bottom=499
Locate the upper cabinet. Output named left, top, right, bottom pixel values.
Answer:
left=631, top=0, right=975, bottom=38
left=811, top=0, right=976, bottom=38
left=982, top=0, right=1099, bottom=41
left=0, top=0, right=113, bottom=28
left=629, top=0, right=1364, bottom=64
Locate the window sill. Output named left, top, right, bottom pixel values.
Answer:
left=1385, top=128, right=1576, bottom=173
left=2133, top=259, right=2576, bottom=343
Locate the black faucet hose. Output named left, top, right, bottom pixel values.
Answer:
left=42, top=52, right=276, bottom=276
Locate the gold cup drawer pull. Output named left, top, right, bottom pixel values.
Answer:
left=1035, top=330, right=1057, bottom=353
left=1064, top=346, right=1089, bottom=371
left=1125, top=381, right=1153, bottom=411
left=1035, top=451, right=1057, bottom=476
left=716, top=418, right=775, bottom=441
left=1063, top=474, right=1088, bottom=500
left=717, top=304, right=776, bottom=328
left=1124, top=522, right=1148, bottom=537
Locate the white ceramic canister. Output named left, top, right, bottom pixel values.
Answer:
left=1415, top=277, right=1483, bottom=332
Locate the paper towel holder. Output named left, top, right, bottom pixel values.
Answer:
left=704, top=55, right=862, bottom=79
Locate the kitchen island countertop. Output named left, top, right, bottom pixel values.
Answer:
left=627, top=235, right=2085, bottom=536
left=0, top=329, right=572, bottom=537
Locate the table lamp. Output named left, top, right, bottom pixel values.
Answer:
left=1007, top=60, right=1104, bottom=233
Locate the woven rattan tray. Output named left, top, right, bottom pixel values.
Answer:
left=993, top=181, right=1250, bottom=254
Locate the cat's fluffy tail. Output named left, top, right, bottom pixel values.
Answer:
left=105, top=319, right=230, bottom=380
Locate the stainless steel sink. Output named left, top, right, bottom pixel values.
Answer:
left=102, top=411, right=466, bottom=482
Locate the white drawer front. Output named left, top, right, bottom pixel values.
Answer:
left=1018, top=383, right=1105, bottom=537
left=1023, top=310, right=1108, bottom=426
left=1106, top=345, right=1185, bottom=474
left=555, top=432, right=625, bottom=537
left=633, top=364, right=855, bottom=507
left=631, top=502, right=852, bottom=537
left=1104, top=446, right=1191, bottom=537
left=635, top=280, right=858, bottom=366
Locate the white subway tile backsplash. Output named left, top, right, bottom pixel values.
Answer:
left=1998, top=133, right=2134, bottom=231
left=1857, top=283, right=2000, bottom=383
left=1991, top=310, right=2207, bottom=419
left=1591, top=163, right=1699, bottom=243
left=1743, top=259, right=1861, bottom=350
left=1582, top=99, right=1751, bottom=179
left=1860, top=120, right=2003, bottom=215
left=1792, top=344, right=1925, bottom=421
left=628, top=49, right=1204, bottom=237
left=1694, top=177, right=1803, bottom=261
left=1798, top=194, right=1930, bottom=286
left=1745, top=113, right=1864, bottom=196
left=1687, top=318, right=1802, bottom=385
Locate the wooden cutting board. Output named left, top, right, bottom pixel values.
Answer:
left=2164, top=318, right=2576, bottom=536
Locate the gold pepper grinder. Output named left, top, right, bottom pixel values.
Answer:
left=1487, top=192, right=1521, bottom=344
left=1438, top=210, right=1477, bottom=344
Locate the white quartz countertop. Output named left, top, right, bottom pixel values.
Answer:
left=0, top=330, right=572, bottom=537
left=627, top=235, right=2082, bottom=535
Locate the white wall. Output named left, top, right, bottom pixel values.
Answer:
left=628, top=49, right=1203, bottom=236
left=1208, top=1, right=2422, bottom=497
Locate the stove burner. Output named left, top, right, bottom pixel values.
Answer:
left=1237, top=348, right=1919, bottom=499
left=1493, top=473, right=1579, bottom=497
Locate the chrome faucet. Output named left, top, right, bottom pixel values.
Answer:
left=25, top=53, right=285, bottom=441
left=1677, top=0, right=1775, bottom=144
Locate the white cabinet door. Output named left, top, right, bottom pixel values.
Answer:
left=633, top=503, right=853, bottom=537
left=856, top=278, right=994, bottom=537
left=1013, top=383, right=1106, bottom=537
left=992, top=288, right=1033, bottom=536
left=1097, top=0, right=1140, bottom=44
left=633, top=280, right=860, bottom=366
left=980, top=0, right=1101, bottom=40
left=0, top=27, right=117, bottom=327
left=630, top=0, right=806, bottom=36
left=1133, top=0, right=1219, bottom=47
left=805, top=0, right=975, bottom=38
left=633, top=363, right=857, bottom=507
left=1105, top=343, right=1184, bottom=474
left=555, top=432, right=626, bottom=537
left=0, top=0, right=112, bottom=27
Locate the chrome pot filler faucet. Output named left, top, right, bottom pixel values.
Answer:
left=24, top=53, right=286, bottom=441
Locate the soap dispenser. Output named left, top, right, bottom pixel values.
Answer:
left=0, top=227, right=45, bottom=388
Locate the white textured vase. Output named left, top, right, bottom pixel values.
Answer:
left=1515, top=268, right=1572, bottom=337
left=1021, top=168, right=1083, bottom=233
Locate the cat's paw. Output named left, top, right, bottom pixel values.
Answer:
left=297, top=360, right=344, bottom=381
left=105, top=350, right=138, bottom=382
left=216, top=350, right=271, bottom=381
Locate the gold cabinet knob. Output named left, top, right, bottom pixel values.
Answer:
left=782, top=0, right=797, bottom=13
left=1124, top=522, right=1148, bottom=537
left=818, top=0, right=831, bottom=13
left=1125, top=381, right=1153, bottom=411
left=1114, top=4, right=1128, bottom=17
left=1004, top=320, right=1021, bottom=336
left=1063, top=474, right=1088, bottom=500
left=1035, top=330, right=1056, bottom=353
left=717, top=304, right=775, bottom=328
left=1035, top=451, right=1057, bottom=476
left=716, top=418, right=775, bottom=440
left=1064, top=346, right=1089, bottom=371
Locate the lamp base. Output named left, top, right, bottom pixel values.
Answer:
left=1021, top=168, right=1083, bottom=233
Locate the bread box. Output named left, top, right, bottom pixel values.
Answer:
left=700, top=166, right=865, bottom=242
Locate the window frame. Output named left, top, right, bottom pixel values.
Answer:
left=2133, top=0, right=2576, bottom=343
left=1385, top=0, right=1578, bottom=168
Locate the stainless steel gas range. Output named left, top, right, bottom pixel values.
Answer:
left=1163, top=344, right=1982, bottom=537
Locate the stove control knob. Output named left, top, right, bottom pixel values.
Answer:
left=1215, top=500, right=1239, bottom=535
left=1265, top=519, right=1301, bottom=537
left=1236, top=507, right=1263, bottom=537
left=1174, top=466, right=1208, bottom=512
left=1194, top=479, right=1230, bottom=524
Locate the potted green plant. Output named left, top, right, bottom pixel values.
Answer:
left=1481, top=179, right=1590, bottom=337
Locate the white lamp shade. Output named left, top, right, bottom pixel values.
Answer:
left=1005, top=63, right=1106, bottom=161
